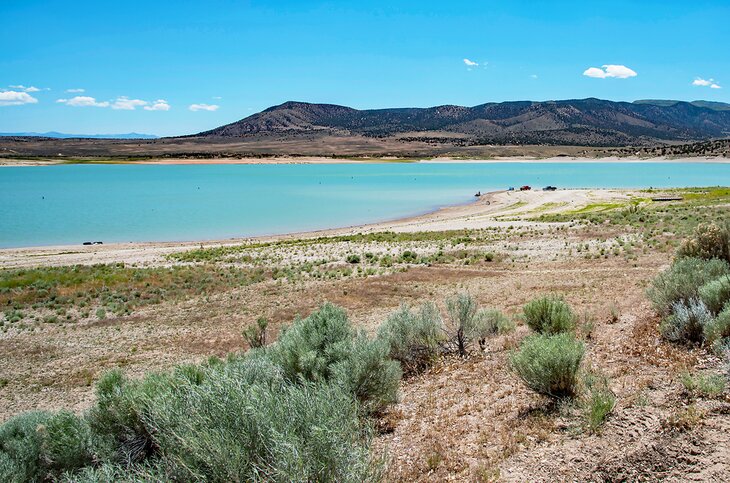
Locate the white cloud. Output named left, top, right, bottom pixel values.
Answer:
left=212, top=96, right=222, bottom=100
left=9, top=84, right=46, bottom=92
left=56, top=96, right=110, bottom=107
left=463, top=58, right=479, bottom=67
left=0, top=90, right=39, bottom=106
left=583, top=65, right=637, bottom=79
left=111, top=96, right=148, bottom=110
left=530, top=74, right=539, bottom=79
left=693, top=77, right=721, bottom=89
left=189, top=103, right=219, bottom=112
left=144, top=99, right=171, bottom=111
left=66, top=88, right=85, bottom=93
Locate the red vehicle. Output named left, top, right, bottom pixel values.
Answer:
left=519, top=185, right=531, bottom=191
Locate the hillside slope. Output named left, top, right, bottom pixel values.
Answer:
left=199, top=98, right=730, bottom=146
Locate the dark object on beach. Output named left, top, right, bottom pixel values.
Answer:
left=520, top=185, right=531, bottom=191
left=82, top=241, right=92, bottom=245
left=543, top=186, right=557, bottom=191
left=474, top=191, right=481, bottom=197
left=83, top=241, right=104, bottom=246
left=93, top=241, right=103, bottom=245
left=507, top=187, right=515, bottom=191
left=651, top=196, right=683, bottom=201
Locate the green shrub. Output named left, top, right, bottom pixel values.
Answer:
left=331, top=334, right=401, bottom=414
left=41, top=411, right=95, bottom=475
left=582, top=373, right=616, bottom=433
left=0, top=411, right=51, bottom=483
left=647, top=257, right=730, bottom=316
left=144, top=364, right=378, bottom=482
left=345, top=254, right=361, bottom=264
left=445, top=293, right=508, bottom=356
left=377, top=303, right=444, bottom=375
left=660, top=299, right=713, bottom=343
left=698, top=276, right=730, bottom=315
left=510, top=333, right=585, bottom=398
left=677, top=221, right=730, bottom=264
left=680, top=371, right=726, bottom=398
left=271, top=303, right=400, bottom=413
left=704, top=305, right=730, bottom=348
left=242, top=317, right=268, bottom=349
left=522, top=295, right=576, bottom=335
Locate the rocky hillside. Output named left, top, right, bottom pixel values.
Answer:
left=198, top=98, right=730, bottom=146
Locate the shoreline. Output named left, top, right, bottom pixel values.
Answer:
left=0, top=188, right=645, bottom=268
left=1, top=155, right=729, bottom=166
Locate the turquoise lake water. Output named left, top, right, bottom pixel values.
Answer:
left=0, top=162, right=728, bottom=248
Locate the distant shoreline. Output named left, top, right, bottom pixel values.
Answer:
left=0, top=187, right=706, bottom=267
left=1, top=155, right=729, bottom=166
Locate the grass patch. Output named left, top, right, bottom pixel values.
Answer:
left=0, top=264, right=266, bottom=324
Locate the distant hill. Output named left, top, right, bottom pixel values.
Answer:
left=198, top=98, right=730, bottom=146
left=0, top=132, right=158, bottom=139
left=634, top=100, right=730, bottom=111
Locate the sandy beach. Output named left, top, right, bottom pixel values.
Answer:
left=0, top=188, right=641, bottom=268
left=1, top=155, right=729, bottom=166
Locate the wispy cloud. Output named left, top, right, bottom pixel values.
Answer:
left=56, top=96, right=110, bottom=107
left=530, top=74, right=539, bottom=79
left=144, top=99, right=171, bottom=111
left=9, top=84, right=47, bottom=92
left=692, top=77, right=721, bottom=89
left=57, top=95, right=172, bottom=110
left=463, top=58, right=479, bottom=67
left=111, top=96, right=148, bottom=110
left=212, top=96, right=222, bottom=100
left=583, top=65, right=637, bottom=79
left=66, top=88, right=85, bottom=93
left=189, top=103, right=219, bottom=112
left=0, top=90, right=39, bottom=106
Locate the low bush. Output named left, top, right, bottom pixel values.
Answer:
left=270, top=303, right=400, bottom=413
left=242, top=317, right=268, bottom=349
left=582, top=373, right=616, bottom=433
left=704, top=305, right=730, bottom=348
left=647, top=257, right=730, bottom=316
left=2, top=302, right=396, bottom=482
left=522, top=295, right=576, bottom=335
left=0, top=411, right=51, bottom=483
left=377, top=303, right=444, bottom=375
left=677, top=221, right=730, bottom=264
left=659, top=298, right=713, bottom=343
left=480, top=308, right=515, bottom=336
left=698, top=276, right=730, bottom=315
left=445, top=293, right=509, bottom=356
left=509, top=333, right=585, bottom=399
left=680, top=371, right=726, bottom=398
left=144, top=366, right=377, bottom=482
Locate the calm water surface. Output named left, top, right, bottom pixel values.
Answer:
left=0, top=162, right=728, bottom=248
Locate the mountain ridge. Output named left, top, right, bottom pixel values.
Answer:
left=197, top=98, right=730, bottom=146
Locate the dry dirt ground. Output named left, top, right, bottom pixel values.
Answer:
left=1, top=190, right=729, bottom=481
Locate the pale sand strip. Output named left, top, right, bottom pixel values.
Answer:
left=0, top=188, right=640, bottom=268
left=1, top=156, right=728, bottom=166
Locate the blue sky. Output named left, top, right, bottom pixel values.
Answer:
left=1, top=0, right=728, bottom=136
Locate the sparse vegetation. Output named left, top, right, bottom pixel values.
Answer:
left=509, top=333, right=585, bottom=399
left=680, top=371, right=726, bottom=398
left=242, top=317, right=268, bottom=348
left=0, top=304, right=396, bottom=482
left=647, top=257, right=730, bottom=317
left=582, top=373, right=616, bottom=433
left=522, top=295, right=576, bottom=335
left=377, top=303, right=444, bottom=376
left=660, top=298, right=713, bottom=343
